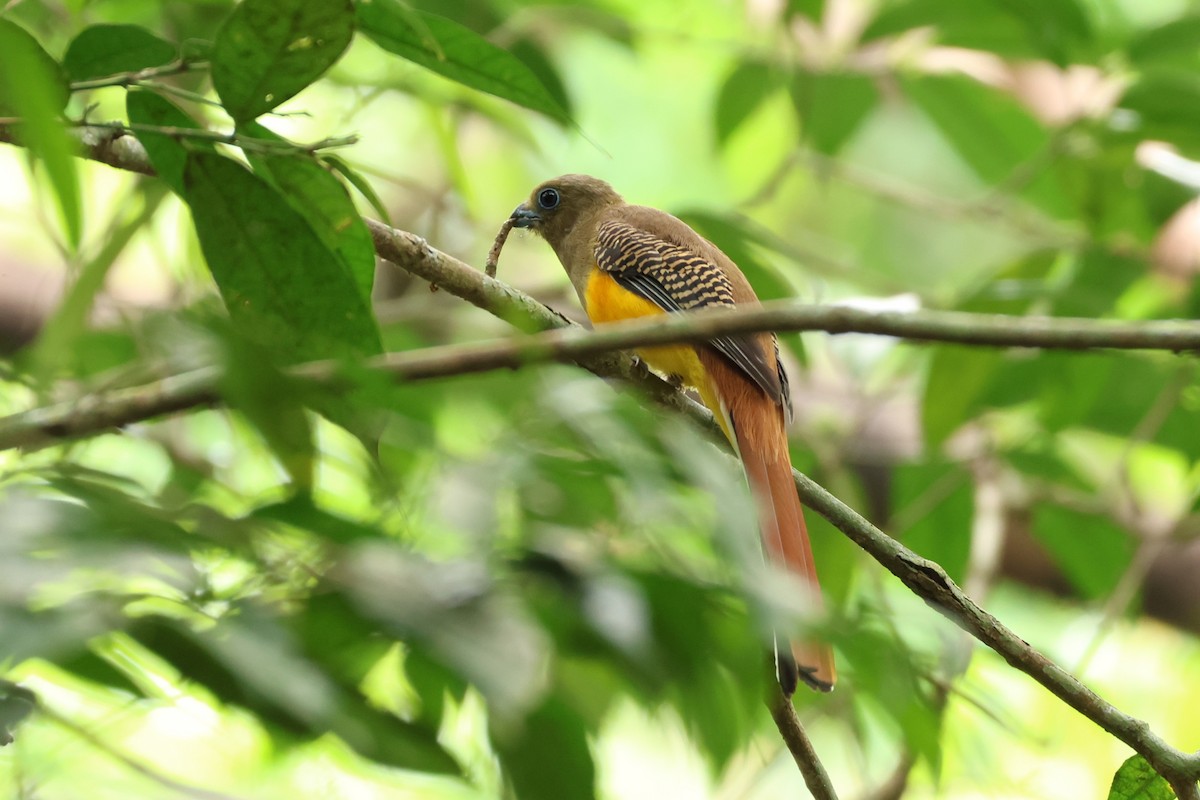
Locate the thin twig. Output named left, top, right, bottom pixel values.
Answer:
left=68, top=59, right=208, bottom=92
left=766, top=688, right=837, bottom=800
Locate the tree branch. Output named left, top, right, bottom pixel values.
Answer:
left=767, top=686, right=838, bottom=800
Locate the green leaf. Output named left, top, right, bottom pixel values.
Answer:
left=863, top=0, right=1031, bottom=56
left=243, top=123, right=375, bottom=302
left=714, top=61, right=781, bottom=146
left=922, top=346, right=1002, bottom=448
left=902, top=74, right=1066, bottom=216
left=1107, top=755, right=1174, bottom=800
left=27, top=184, right=167, bottom=378
left=182, top=151, right=382, bottom=361
left=321, top=154, right=391, bottom=223
left=0, top=19, right=80, bottom=248
left=492, top=697, right=596, bottom=800
left=357, top=0, right=571, bottom=125
left=63, top=24, right=176, bottom=83
left=1031, top=505, right=1134, bottom=600
left=126, top=90, right=212, bottom=194
left=789, top=68, right=878, bottom=155
left=1128, top=16, right=1200, bottom=71
left=1120, top=71, right=1200, bottom=154
left=211, top=0, right=355, bottom=122
left=218, top=334, right=316, bottom=487
left=864, top=0, right=1094, bottom=64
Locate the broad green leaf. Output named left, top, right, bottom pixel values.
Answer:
left=126, top=90, right=212, bottom=194
left=922, top=346, right=1002, bottom=448
left=903, top=74, right=1067, bottom=217
left=786, top=0, right=825, bottom=21
left=1031, top=505, right=1134, bottom=600
left=0, top=19, right=80, bottom=248
left=357, top=0, right=571, bottom=125
left=211, top=0, right=354, bottom=122
left=714, top=61, right=781, bottom=146
left=492, top=697, right=596, bottom=800
left=790, top=68, right=878, bottom=155
left=993, top=0, right=1094, bottom=66
left=182, top=151, right=381, bottom=361
left=1107, top=755, right=1174, bottom=800
left=243, top=123, right=375, bottom=302
left=63, top=24, right=176, bottom=83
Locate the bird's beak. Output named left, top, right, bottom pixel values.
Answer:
left=509, top=203, right=541, bottom=229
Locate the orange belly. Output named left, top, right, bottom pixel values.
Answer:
left=583, top=268, right=733, bottom=442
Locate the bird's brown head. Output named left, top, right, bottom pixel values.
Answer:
left=509, top=174, right=623, bottom=249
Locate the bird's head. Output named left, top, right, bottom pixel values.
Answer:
left=509, top=174, right=623, bottom=249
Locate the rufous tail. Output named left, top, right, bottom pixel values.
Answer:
left=709, top=363, right=835, bottom=694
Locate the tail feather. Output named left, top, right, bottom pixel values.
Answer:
left=699, top=350, right=836, bottom=694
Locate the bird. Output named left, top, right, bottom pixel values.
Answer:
left=507, top=174, right=835, bottom=694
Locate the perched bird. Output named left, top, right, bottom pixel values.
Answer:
left=508, top=174, right=835, bottom=693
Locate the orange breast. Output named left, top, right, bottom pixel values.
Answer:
left=583, top=268, right=733, bottom=442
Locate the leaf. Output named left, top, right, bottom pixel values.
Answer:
left=1107, top=755, right=1174, bottom=800
left=182, top=151, right=382, bottom=361
left=902, top=74, right=1067, bottom=216
left=321, top=154, right=391, bottom=223
left=126, top=90, right=212, bottom=194
left=1128, top=16, right=1200, bottom=71
left=63, top=24, right=176, bottom=82
left=27, top=184, right=167, bottom=378
left=243, top=122, right=375, bottom=302
left=922, top=346, right=1002, bottom=448
left=1031, top=505, right=1134, bottom=600
left=218, top=333, right=316, bottom=487
left=714, top=61, right=781, bottom=146
left=492, top=697, right=596, bottom=800
left=789, top=68, right=878, bottom=155
left=211, top=0, right=355, bottom=122
left=0, top=19, right=80, bottom=248
left=357, top=0, right=571, bottom=125
left=863, top=0, right=1094, bottom=64
left=1119, top=71, right=1200, bottom=154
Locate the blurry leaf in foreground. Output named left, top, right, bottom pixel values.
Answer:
left=492, top=696, right=595, bottom=800
left=714, top=60, right=781, bottom=146
left=0, top=19, right=80, bottom=247
left=0, top=681, right=36, bottom=746
left=1107, top=754, right=1174, bottom=800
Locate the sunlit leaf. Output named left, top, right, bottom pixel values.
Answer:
left=1107, top=754, right=1174, bottom=800
left=1032, top=505, right=1134, bottom=600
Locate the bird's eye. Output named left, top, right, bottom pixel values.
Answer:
left=537, top=187, right=560, bottom=210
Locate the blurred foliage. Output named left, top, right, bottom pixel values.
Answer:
left=1, top=0, right=1199, bottom=797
